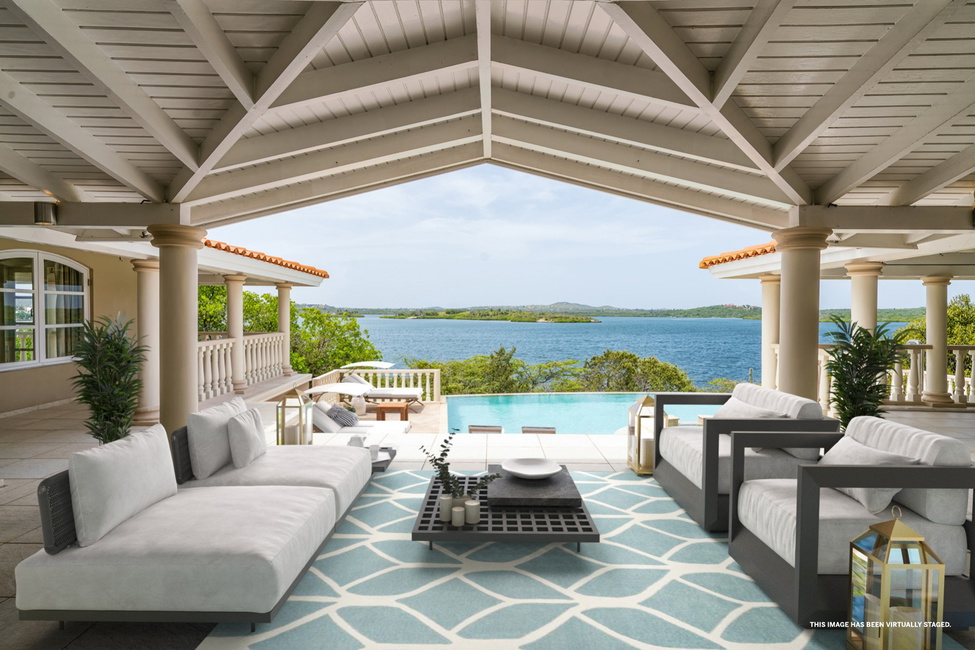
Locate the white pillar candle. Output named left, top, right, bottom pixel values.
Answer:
left=439, top=495, right=453, bottom=522
left=465, top=500, right=480, bottom=524
left=451, top=506, right=465, bottom=527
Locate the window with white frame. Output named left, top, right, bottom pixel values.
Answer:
left=1, top=251, right=88, bottom=369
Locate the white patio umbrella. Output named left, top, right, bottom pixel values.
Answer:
left=340, top=361, right=394, bottom=369
left=305, top=383, right=371, bottom=400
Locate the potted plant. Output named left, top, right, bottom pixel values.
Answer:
left=71, top=314, right=148, bottom=444
left=824, top=316, right=905, bottom=429
left=422, top=432, right=501, bottom=521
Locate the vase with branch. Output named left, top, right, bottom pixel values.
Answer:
left=422, top=432, right=501, bottom=522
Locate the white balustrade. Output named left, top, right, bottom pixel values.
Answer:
left=310, top=367, right=442, bottom=402
left=197, top=331, right=288, bottom=402
left=243, top=332, right=285, bottom=385
left=197, top=338, right=234, bottom=401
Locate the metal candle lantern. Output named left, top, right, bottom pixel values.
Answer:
left=848, top=506, right=945, bottom=650
left=276, top=388, right=313, bottom=445
left=626, top=395, right=655, bottom=475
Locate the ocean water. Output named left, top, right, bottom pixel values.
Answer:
left=357, top=315, right=908, bottom=386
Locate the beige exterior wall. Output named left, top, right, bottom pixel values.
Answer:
left=0, top=238, right=138, bottom=415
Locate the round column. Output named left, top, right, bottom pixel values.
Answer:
left=846, top=261, right=884, bottom=333
left=224, top=274, right=247, bottom=393
left=922, top=275, right=953, bottom=407
left=276, top=283, right=293, bottom=376
left=760, top=274, right=780, bottom=389
left=149, top=224, right=206, bottom=432
left=773, top=227, right=831, bottom=400
left=132, top=259, right=160, bottom=424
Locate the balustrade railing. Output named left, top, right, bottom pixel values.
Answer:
left=196, top=331, right=288, bottom=401
left=243, top=332, right=286, bottom=385
left=311, top=367, right=442, bottom=402
left=197, top=338, right=233, bottom=401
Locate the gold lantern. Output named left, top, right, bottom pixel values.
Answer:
left=848, top=507, right=945, bottom=650
left=276, top=388, right=313, bottom=445
left=626, top=395, right=655, bottom=475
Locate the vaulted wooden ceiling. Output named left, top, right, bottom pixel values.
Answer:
left=0, top=0, right=972, bottom=241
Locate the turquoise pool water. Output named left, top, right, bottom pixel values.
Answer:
left=447, top=393, right=720, bottom=435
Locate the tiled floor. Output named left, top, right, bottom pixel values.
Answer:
left=1, top=400, right=973, bottom=649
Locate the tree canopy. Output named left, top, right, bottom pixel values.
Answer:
left=579, top=350, right=695, bottom=392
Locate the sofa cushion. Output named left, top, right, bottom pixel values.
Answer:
left=312, top=402, right=343, bottom=433
left=732, top=383, right=823, bottom=420
left=228, top=408, right=267, bottom=469
left=659, top=426, right=806, bottom=493
left=182, top=445, right=371, bottom=516
left=845, top=416, right=970, bottom=525
left=738, top=478, right=968, bottom=575
left=713, top=396, right=786, bottom=420
left=186, top=396, right=247, bottom=479
left=16, top=485, right=335, bottom=614
left=819, top=436, right=916, bottom=514
left=327, top=404, right=358, bottom=427
left=68, top=424, right=177, bottom=547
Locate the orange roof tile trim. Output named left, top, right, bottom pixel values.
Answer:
left=699, top=241, right=777, bottom=269
left=204, top=239, right=329, bottom=279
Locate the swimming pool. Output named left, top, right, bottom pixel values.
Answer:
left=447, top=393, right=720, bottom=435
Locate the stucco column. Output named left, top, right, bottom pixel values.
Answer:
left=773, top=227, right=831, bottom=400
left=149, top=224, right=206, bottom=432
left=846, top=261, right=884, bottom=333
left=132, top=259, right=160, bottom=425
left=922, top=275, right=953, bottom=407
left=760, top=274, right=780, bottom=389
left=224, top=274, right=247, bottom=393
left=276, top=283, right=293, bottom=376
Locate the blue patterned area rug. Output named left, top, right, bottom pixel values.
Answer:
left=198, top=470, right=962, bottom=650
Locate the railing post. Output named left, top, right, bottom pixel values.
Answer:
left=953, top=348, right=967, bottom=405
left=890, top=361, right=904, bottom=402
left=433, top=369, right=442, bottom=401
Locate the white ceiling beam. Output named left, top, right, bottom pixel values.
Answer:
left=187, top=117, right=481, bottom=204
left=169, top=0, right=255, bottom=109
left=886, top=144, right=975, bottom=206
left=599, top=1, right=811, bottom=206
left=476, top=0, right=492, bottom=158
left=492, top=143, right=786, bottom=230
left=493, top=116, right=791, bottom=206
left=190, top=144, right=483, bottom=227
left=493, top=88, right=756, bottom=172
left=0, top=202, right=187, bottom=227
left=492, top=35, right=695, bottom=112
left=0, top=71, right=164, bottom=202
left=773, top=0, right=960, bottom=171
left=816, top=75, right=975, bottom=205
left=217, top=88, right=480, bottom=171
left=0, top=144, right=85, bottom=202
left=712, top=0, right=795, bottom=108
left=790, top=205, right=974, bottom=233
left=7, top=0, right=199, bottom=171
left=169, top=2, right=362, bottom=203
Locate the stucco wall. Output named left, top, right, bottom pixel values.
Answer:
left=0, top=239, right=138, bottom=415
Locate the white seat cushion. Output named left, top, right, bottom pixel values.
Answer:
left=659, top=426, right=806, bottom=493
left=182, top=445, right=371, bottom=516
left=738, top=478, right=968, bottom=575
left=366, top=387, right=422, bottom=400
left=16, top=486, right=335, bottom=614
left=341, top=420, right=411, bottom=435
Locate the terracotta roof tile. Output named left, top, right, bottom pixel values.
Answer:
left=699, top=241, right=776, bottom=269
left=204, top=239, right=329, bottom=279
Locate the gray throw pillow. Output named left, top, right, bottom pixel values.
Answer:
left=312, top=403, right=343, bottom=433
left=327, top=404, right=358, bottom=427
left=819, top=436, right=917, bottom=514
left=227, top=408, right=268, bottom=468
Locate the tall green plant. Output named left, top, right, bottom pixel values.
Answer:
left=824, top=316, right=905, bottom=428
left=71, top=315, right=147, bottom=444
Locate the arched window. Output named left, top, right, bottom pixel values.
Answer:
left=0, top=251, right=88, bottom=369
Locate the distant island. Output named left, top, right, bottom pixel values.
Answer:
left=301, top=302, right=925, bottom=322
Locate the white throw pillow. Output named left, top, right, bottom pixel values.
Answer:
left=228, top=408, right=268, bottom=468
left=327, top=404, right=359, bottom=427
left=186, top=396, right=247, bottom=479
left=69, top=424, right=177, bottom=547
left=819, top=436, right=917, bottom=514
left=313, top=402, right=344, bottom=433
left=713, top=396, right=786, bottom=420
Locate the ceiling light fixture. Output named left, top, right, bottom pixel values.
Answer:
left=33, top=202, right=58, bottom=226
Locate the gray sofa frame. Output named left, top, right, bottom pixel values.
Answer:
left=728, top=430, right=975, bottom=628
left=652, top=392, right=840, bottom=532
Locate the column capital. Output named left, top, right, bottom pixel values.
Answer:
left=148, top=224, right=206, bottom=249
left=772, top=226, right=831, bottom=251
left=275, top=282, right=294, bottom=290
left=223, top=274, right=247, bottom=284
left=845, top=261, right=884, bottom=277
left=759, top=274, right=780, bottom=285
left=921, top=274, right=952, bottom=286
left=131, top=259, right=160, bottom=273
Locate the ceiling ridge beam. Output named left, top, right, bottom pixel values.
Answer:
left=0, top=143, right=85, bottom=202
left=816, top=75, right=975, bottom=204
left=170, top=0, right=255, bottom=109
left=476, top=0, right=493, bottom=158
left=599, top=0, right=812, bottom=205
left=493, top=88, right=757, bottom=172
left=0, top=70, right=164, bottom=202
left=886, top=143, right=975, bottom=206
left=773, top=0, right=961, bottom=171
left=492, top=34, right=696, bottom=112
left=169, top=1, right=362, bottom=203
left=790, top=205, right=974, bottom=233
left=7, top=0, right=199, bottom=171
left=217, top=88, right=481, bottom=171
left=712, top=0, right=796, bottom=109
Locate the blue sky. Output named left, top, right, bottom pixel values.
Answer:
left=211, top=165, right=969, bottom=310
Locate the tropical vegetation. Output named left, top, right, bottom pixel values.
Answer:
left=384, top=309, right=596, bottom=323
left=897, top=294, right=975, bottom=374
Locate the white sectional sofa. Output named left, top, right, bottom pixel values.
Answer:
left=16, top=398, right=372, bottom=630
left=653, top=384, right=840, bottom=532
left=728, top=416, right=975, bottom=627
